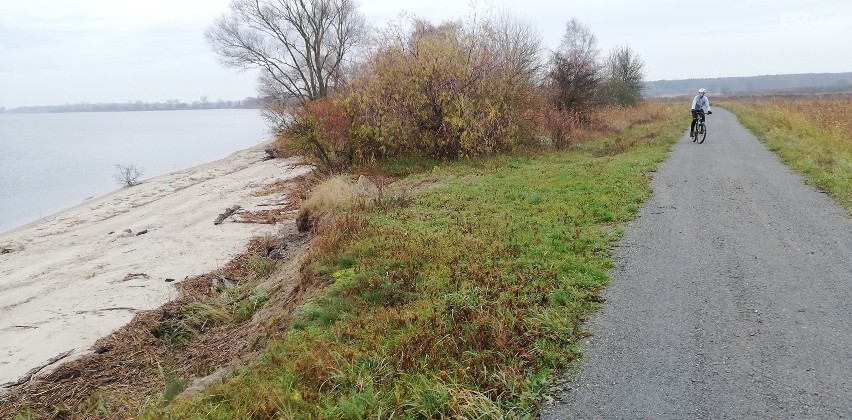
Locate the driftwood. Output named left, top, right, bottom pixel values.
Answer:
left=94, top=345, right=113, bottom=355
left=214, top=205, right=242, bottom=225
left=211, top=276, right=236, bottom=292
left=122, top=273, right=150, bottom=282
left=263, top=147, right=280, bottom=160
left=74, top=307, right=138, bottom=315
left=1, top=350, right=73, bottom=388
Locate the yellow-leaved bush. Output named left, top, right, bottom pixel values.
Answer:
left=280, top=16, right=540, bottom=170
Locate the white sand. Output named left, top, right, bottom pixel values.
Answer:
left=0, top=144, right=312, bottom=385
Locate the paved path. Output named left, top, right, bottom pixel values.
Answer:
left=540, top=108, right=852, bottom=419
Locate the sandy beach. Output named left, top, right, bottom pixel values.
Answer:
left=0, top=144, right=312, bottom=385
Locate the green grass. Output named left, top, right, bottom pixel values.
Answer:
left=149, top=106, right=683, bottom=419
left=154, top=283, right=271, bottom=349
left=722, top=101, right=852, bottom=214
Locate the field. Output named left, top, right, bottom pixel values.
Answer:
left=720, top=94, right=852, bottom=213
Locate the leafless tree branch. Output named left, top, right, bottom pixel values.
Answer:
left=206, top=0, right=365, bottom=131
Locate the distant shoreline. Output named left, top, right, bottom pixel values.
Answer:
left=0, top=98, right=266, bottom=115
left=0, top=107, right=261, bottom=115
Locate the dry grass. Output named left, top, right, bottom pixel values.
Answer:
left=740, top=93, right=852, bottom=132
left=296, top=173, right=407, bottom=235
left=296, top=174, right=408, bottom=268
left=724, top=93, right=852, bottom=149
left=559, top=101, right=678, bottom=145
left=301, top=175, right=364, bottom=214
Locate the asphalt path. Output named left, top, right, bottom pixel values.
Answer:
left=539, top=108, right=852, bottom=419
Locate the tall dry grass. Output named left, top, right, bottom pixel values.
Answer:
left=558, top=101, right=678, bottom=145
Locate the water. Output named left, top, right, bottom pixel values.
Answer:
left=0, top=109, right=270, bottom=234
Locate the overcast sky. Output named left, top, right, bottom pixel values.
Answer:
left=2, top=0, right=851, bottom=109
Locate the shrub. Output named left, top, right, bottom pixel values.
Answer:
left=600, top=45, right=645, bottom=106
left=341, top=15, right=540, bottom=161
left=549, top=19, right=602, bottom=117
left=113, top=163, right=144, bottom=187
left=278, top=98, right=355, bottom=172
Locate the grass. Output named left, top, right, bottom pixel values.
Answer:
left=159, top=364, right=188, bottom=403
left=721, top=95, right=852, bottom=213
left=154, top=279, right=273, bottom=349
left=148, top=101, right=684, bottom=419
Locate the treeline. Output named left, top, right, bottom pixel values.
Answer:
left=644, top=72, right=852, bottom=97
left=207, top=1, right=646, bottom=172
left=1, top=97, right=264, bottom=114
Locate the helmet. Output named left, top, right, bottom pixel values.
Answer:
left=698, top=88, right=706, bottom=93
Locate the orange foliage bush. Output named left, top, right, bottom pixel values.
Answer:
left=277, top=98, right=354, bottom=172
left=343, top=18, right=539, bottom=160
left=277, top=15, right=656, bottom=170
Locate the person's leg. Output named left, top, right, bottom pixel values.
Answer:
left=690, top=111, right=698, bottom=134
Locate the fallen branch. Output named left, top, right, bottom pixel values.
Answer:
left=75, top=307, right=138, bottom=315
left=122, top=273, right=150, bottom=281
left=257, top=202, right=289, bottom=207
left=1, top=350, right=73, bottom=388
left=214, top=205, right=242, bottom=225
left=233, top=220, right=276, bottom=225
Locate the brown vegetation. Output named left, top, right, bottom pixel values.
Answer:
left=276, top=15, right=542, bottom=170
left=723, top=93, right=852, bottom=133
left=271, top=14, right=647, bottom=172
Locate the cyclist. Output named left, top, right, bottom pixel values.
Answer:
left=691, top=88, right=712, bottom=137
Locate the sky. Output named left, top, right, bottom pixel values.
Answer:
left=1, top=0, right=851, bottom=109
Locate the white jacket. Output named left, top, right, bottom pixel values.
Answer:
left=692, top=94, right=710, bottom=112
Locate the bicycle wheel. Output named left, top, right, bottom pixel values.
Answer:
left=698, top=123, right=707, bottom=144
left=692, top=121, right=698, bottom=142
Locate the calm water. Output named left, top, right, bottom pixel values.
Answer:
left=0, top=109, right=270, bottom=234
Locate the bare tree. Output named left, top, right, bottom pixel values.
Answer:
left=558, top=18, right=600, bottom=64
left=549, top=18, right=601, bottom=113
left=113, top=164, right=144, bottom=187
left=482, top=12, right=542, bottom=83
left=601, top=45, right=645, bottom=106
left=206, top=0, right=365, bottom=131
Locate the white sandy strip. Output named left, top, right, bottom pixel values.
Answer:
left=0, top=144, right=313, bottom=385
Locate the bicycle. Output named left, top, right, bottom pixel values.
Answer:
left=691, top=110, right=712, bottom=144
